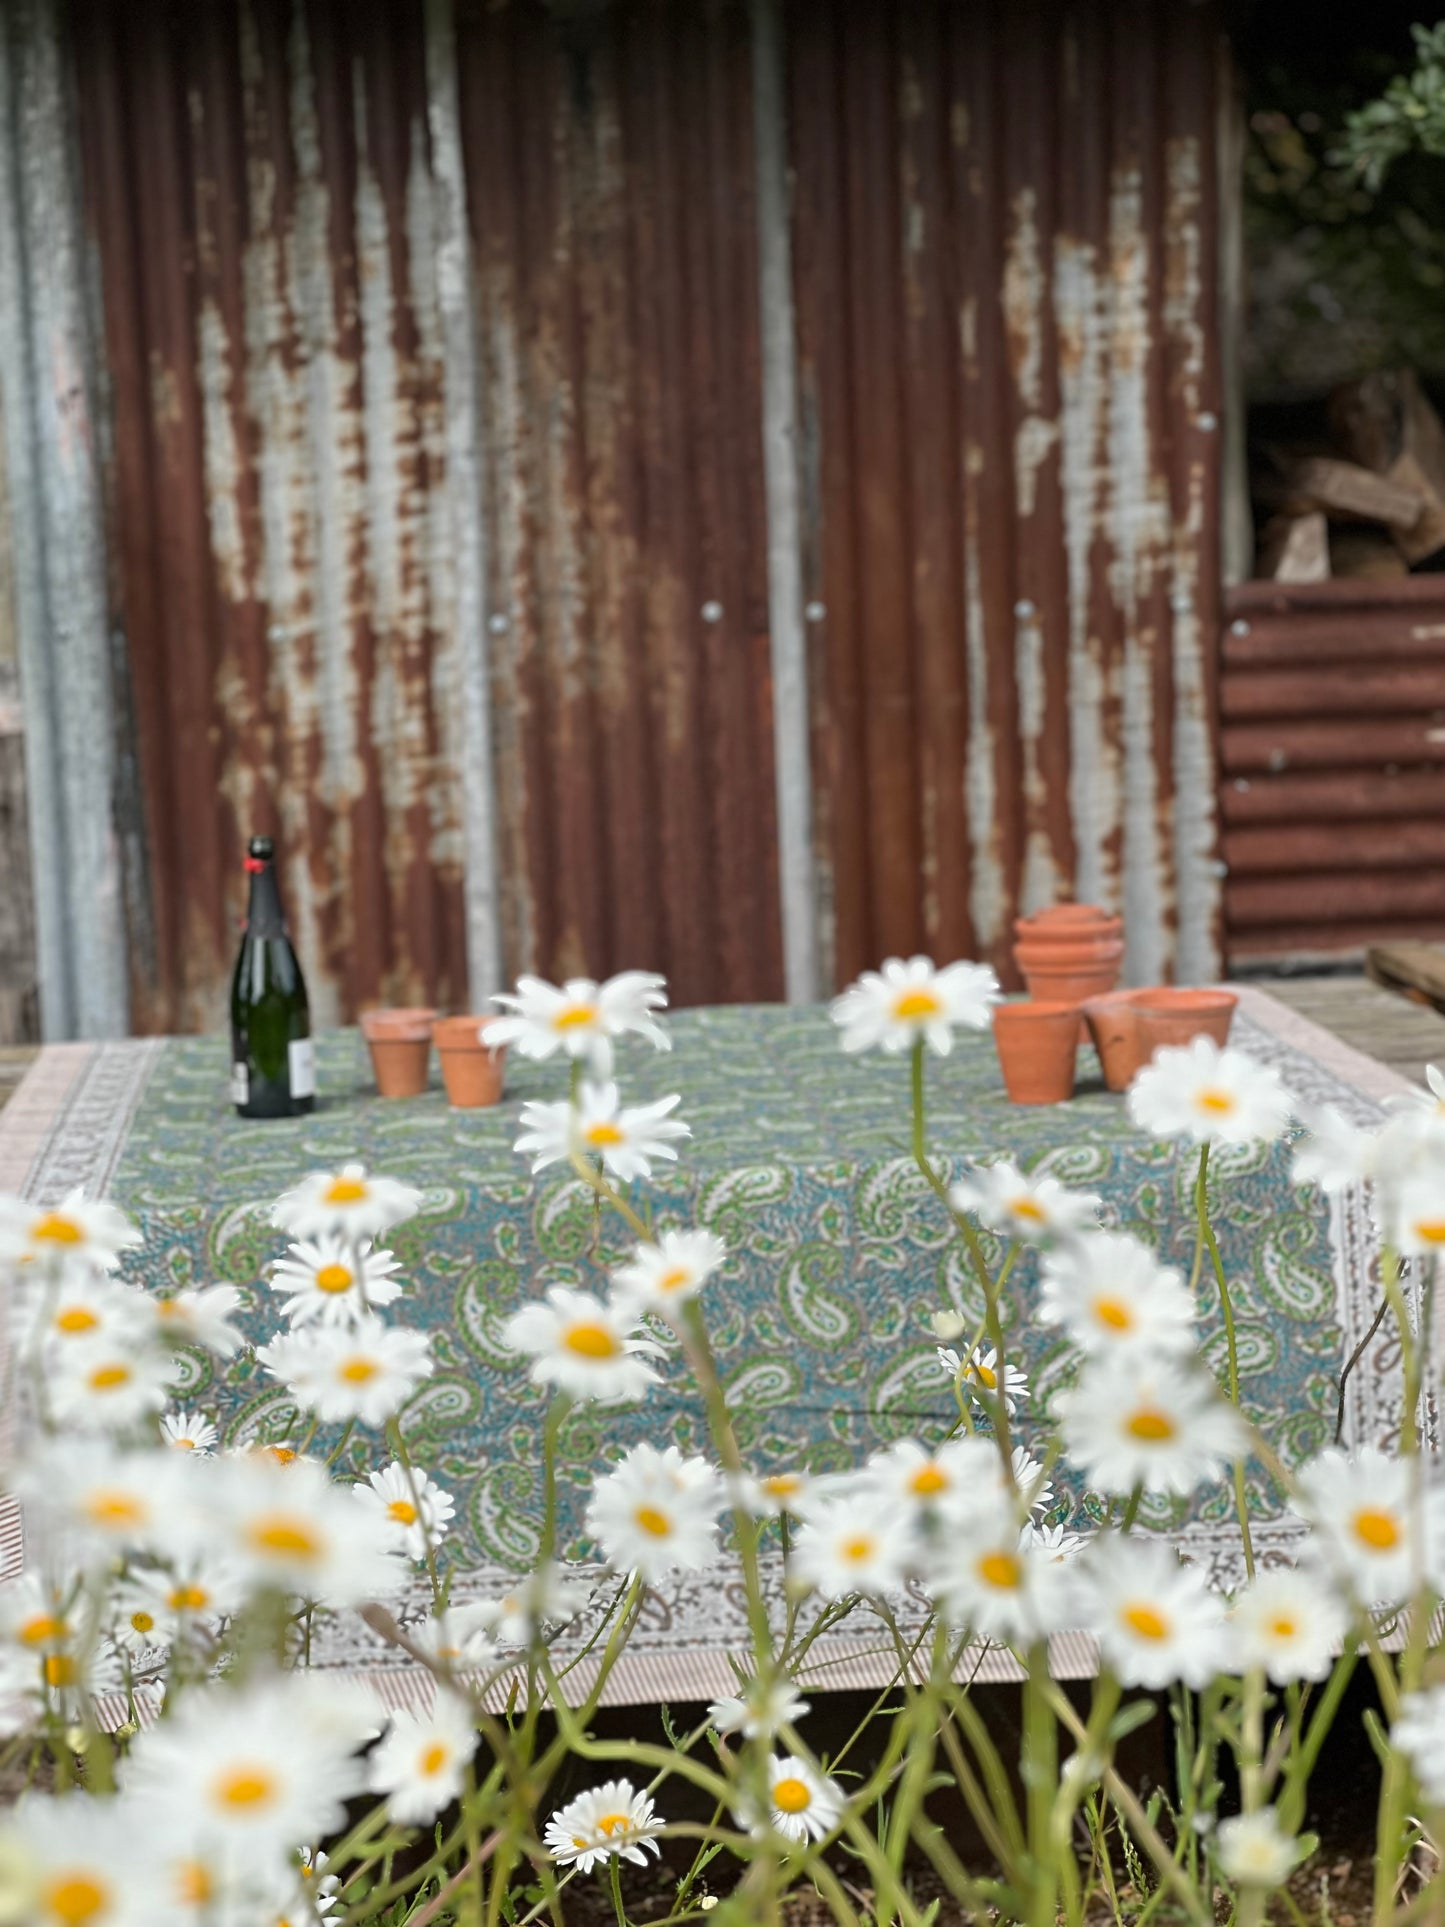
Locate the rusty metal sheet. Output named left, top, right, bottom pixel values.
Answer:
left=455, top=0, right=784, bottom=1009
left=1221, top=580, right=1445, bottom=963
left=72, top=0, right=468, bottom=1033
left=786, top=0, right=1224, bottom=988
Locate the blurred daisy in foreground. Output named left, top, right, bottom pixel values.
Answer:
left=49, top=1342, right=171, bottom=1434
left=710, top=1676, right=810, bottom=1740
left=257, top=1317, right=433, bottom=1428
left=1076, top=1535, right=1225, bottom=1688
left=150, top=1284, right=246, bottom=1358
left=949, top=1160, right=1100, bottom=1246
left=736, top=1755, right=843, bottom=1844
left=485, top=971, right=670, bottom=1077
left=731, top=1469, right=815, bottom=1519
left=1392, top=1683, right=1445, bottom=1803
left=609, top=1229, right=727, bottom=1319
left=269, top=1236, right=405, bottom=1327
left=1038, top=1232, right=1198, bottom=1360
left=544, top=1779, right=664, bottom=1871
left=1227, top=1566, right=1346, bottom=1684
left=367, top=1695, right=477, bottom=1824
left=585, top=1443, right=723, bottom=1582
left=468, top=1563, right=592, bottom=1648
left=1128, top=1037, right=1292, bottom=1147
left=0, top=1188, right=141, bottom=1273
left=829, top=955, right=1000, bottom=1057
left=1216, top=1809, right=1304, bottom=1889
left=20, top=1273, right=150, bottom=1353
left=272, top=1164, right=422, bottom=1242
left=926, top=1507, right=1074, bottom=1645
left=514, top=1082, right=690, bottom=1183
left=0, top=1790, right=165, bottom=1927
left=502, top=1287, right=663, bottom=1404
left=1056, top=1356, right=1248, bottom=1497
left=216, top=1456, right=403, bottom=1606
left=1292, top=1446, right=1444, bottom=1608
left=788, top=1500, right=913, bottom=1601
left=353, top=1461, right=455, bottom=1562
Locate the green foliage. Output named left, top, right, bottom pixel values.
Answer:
left=1341, top=23, right=1445, bottom=184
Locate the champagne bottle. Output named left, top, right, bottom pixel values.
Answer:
left=230, top=835, right=315, bottom=1118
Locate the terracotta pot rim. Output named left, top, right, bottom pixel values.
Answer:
left=997, top=999, right=1081, bottom=1019
left=1130, top=986, right=1238, bottom=1012
left=361, top=1006, right=439, bottom=1041
left=434, top=1015, right=505, bottom=1053
left=1016, top=903, right=1113, bottom=924
left=1015, top=945, right=1125, bottom=966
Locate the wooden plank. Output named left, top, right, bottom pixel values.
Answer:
left=1256, top=511, right=1329, bottom=582
left=1367, top=942, right=1445, bottom=1012
left=1266, top=454, right=1425, bottom=531
left=1258, top=971, right=1445, bottom=1088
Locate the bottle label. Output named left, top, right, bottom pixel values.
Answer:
left=230, top=1062, right=249, bottom=1106
left=288, top=1038, right=316, bottom=1099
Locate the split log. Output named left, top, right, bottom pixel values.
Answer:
left=1256, top=511, right=1329, bottom=582
left=1268, top=454, right=1425, bottom=531
left=1331, top=370, right=1445, bottom=564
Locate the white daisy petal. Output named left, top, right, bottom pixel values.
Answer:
left=1127, top=1037, right=1292, bottom=1147
left=585, top=1443, right=724, bottom=1582
left=544, top=1779, right=664, bottom=1871
left=829, top=955, right=1000, bottom=1058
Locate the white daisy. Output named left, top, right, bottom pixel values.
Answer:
left=1077, top=1535, right=1225, bottom=1688
left=948, top=1161, right=1100, bottom=1246
left=956, top=1344, right=1029, bottom=1416
left=788, top=1500, right=914, bottom=1600
left=829, top=955, right=1000, bottom=1057
left=1038, top=1232, right=1199, bottom=1360
left=1291, top=1103, right=1380, bottom=1194
left=1383, top=1174, right=1445, bottom=1257
left=934, top=1445, right=1056, bottom=1524
left=1386, top=1061, right=1445, bottom=1126
left=544, top=1778, right=664, bottom=1872
left=736, top=1755, right=844, bottom=1844
left=468, top=1564, right=592, bottom=1648
left=409, top=1605, right=498, bottom=1672
left=271, top=1164, right=423, bottom=1242
left=367, top=1694, right=477, bottom=1824
left=1227, top=1567, right=1347, bottom=1684
left=257, top=1317, right=434, bottom=1428
left=268, top=1236, right=405, bottom=1327
left=484, top=971, right=671, bottom=1078
left=609, top=1230, right=728, bottom=1319
left=514, top=1081, right=690, bottom=1183
left=1127, top=1037, right=1292, bottom=1146
left=112, top=1559, right=241, bottom=1655
left=926, top=1508, right=1075, bottom=1645
left=1021, top=1521, right=1089, bottom=1563
left=11, top=1440, right=193, bottom=1566
left=160, top=1408, right=219, bottom=1455
left=1392, top=1684, right=1445, bottom=1803
left=0, top=1791, right=165, bottom=1927
left=216, top=1455, right=404, bottom=1606
left=1056, top=1357, right=1249, bottom=1497
left=0, top=1572, right=81, bottom=1657
left=731, top=1470, right=815, bottom=1519
left=353, top=1461, right=455, bottom=1562
left=1, top=1627, right=122, bottom=1727
left=0, top=1188, right=141, bottom=1273
left=48, top=1340, right=171, bottom=1433
left=501, top=1287, right=663, bottom=1404
left=1216, top=1809, right=1303, bottom=1888
left=1292, top=1447, right=1444, bottom=1607
left=855, top=1436, right=998, bottom=1519
left=20, top=1273, right=151, bottom=1352
left=584, top=1443, right=724, bottom=1582
left=124, top=1675, right=370, bottom=1851
left=150, top=1284, right=246, bottom=1358
left=709, top=1676, right=810, bottom=1740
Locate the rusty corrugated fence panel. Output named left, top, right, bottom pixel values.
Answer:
left=1222, top=579, right=1445, bottom=963
left=786, top=0, right=1223, bottom=988
left=456, top=0, right=784, bottom=1009
left=72, top=0, right=468, bottom=1033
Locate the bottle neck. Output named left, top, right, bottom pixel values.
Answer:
left=245, top=860, right=286, bottom=938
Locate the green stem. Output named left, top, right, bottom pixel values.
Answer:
left=1195, top=1143, right=1255, bottom=1580
left=608, top=1854, right=628, bottom=1927
left=1024, top=1641, right=1058, bottom=1927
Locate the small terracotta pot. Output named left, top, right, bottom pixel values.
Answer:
left=1014, top=935, right=1125, bottom=970
left=433, top=1016, right=507, bottom=1108
left=361, top=1006, right=437, bottom=1098
left=1083, top=992, right=1148, bottom=1093
left=1015, top=905, right=1121, bottom=941
left=994, top=1001, right=1081, bottom=1104
left=1018, top=957, right=1122, bottom=1040
left=1132, top=987, right=1238, bottom=1054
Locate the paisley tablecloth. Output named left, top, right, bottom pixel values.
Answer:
left=0, top=989, right=1417, bottom=1706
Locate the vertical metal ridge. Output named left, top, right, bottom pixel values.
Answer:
left=750, top=0, right=818, bottom=1003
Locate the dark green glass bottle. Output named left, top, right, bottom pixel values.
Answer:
left=230, top=836, right=315, bottom=1118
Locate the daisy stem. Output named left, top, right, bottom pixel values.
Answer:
left=608, top=1853, right=629, bottom=1927
left=1195, top=1144, right=1256, bottom=1581
left=1023, top=1641, right=1058, bottom=1927
left=388, top=1417, right=444, bottom=1614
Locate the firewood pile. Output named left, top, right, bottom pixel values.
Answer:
left=1253, top=369, right=1445, bottom=581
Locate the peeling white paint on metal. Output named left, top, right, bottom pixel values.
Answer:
left=1002, top=187, right=1060, bottom=518
left=1014, top=598, right=1061, bottom=914
left=960, top=439, right=1003, bottom=950
left=1013, top=411, right=1059, bottom=519
left=196, top=300, right=251, bottom=606
left=1105, top=165, right=1171, bottom=987
left=1053, top=232, right=1117, bottom=912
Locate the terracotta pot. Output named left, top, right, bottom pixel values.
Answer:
left=1014, top=935, right=1125, bottom=971
left=1017, top=902, right=1112, bottom=927
left=1015, top=904, right=1121, bottom=942
left=360, top=1006, right=437, bottom=1099
left=433, top=1016, right=507, bottom=1108
left=1132, top=986, right=1238, bottom=1054
left=1083, top=992, right=1148, bottom=1093
left=993, top=1000, right=1081, bottom=1104
left=1018, top=957, right=1123, bottom=1039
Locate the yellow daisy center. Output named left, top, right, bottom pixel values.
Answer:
left=1093, top=1296, right=1133, bottom=1331
left=175, top=1861, right=214, bottom=1906
left=841, top=1534, right=876, bottom=1564
left=173, top=1437, right=197, bottom=1450
left=564, top=1322, right=620, bottom=1359
left=88, top=1363, right=131, bottom=1391
left=1126, top=1409, right=1176, bottom=1443
left=214, top=1765, right=277, bottom=1809
left=420, top=1742, right=450, bottom=1776
left=910, top=1464, right=949, bottom=1497
left=1123, top=1603, right=1170, bottom=1641
left=762, top=1474, right=801, bottom=1499
left=54, top=1307, right=99, bottom=1335
left=388, top=1499, right=419, bottom=1526
left=656, top=1266, right=691, bottom=1293
left=264, top=1446, right=297, bottom=1466
left=978, top=1551, right=1023, bottom=1590
left=773, top=1776, right=812, bottom=1813
left=154, top=1300, right=187, bottom=1323
left=19, top=1612, right=66, bottom=1646
left=971, top=1361, right=998, bottom=1389
left=44, top=1875, right=108, bottom=1925
left=1196, top=1089, right=1235, bottom=1115
left=43, top=1653, right=77, bottom=1688
left=315, top=1263, right=354, bottom=1294
left=339, top=1356, right=380, bottom=1383
left=32, top=1213, right=84, bottom=1245
left=635, top=1506, right=672, bottom=1538
left=324, top=1176, right=368, bottom=1206
left=1410, top=1218, right=1445, bottom=1245
left=1352, top=1508, right=1401, bottom=1551
left=596, top=1812, right=631, bottom=1835
left=555, top=1004, right=598, bottom=1031
left=169, top=1585, right=209, bottom=1612
left=130, top=1610, right=156, bottom=1633
left=1269, top=1616, right=1298, bottom=1639
left=85, top=1490, right=143, bottom=1528
left=585, top=1122, right=625, bottom=1148
left=1010, top=1197, right=1046, bottom=1224
left=893, top=987, right=941, bottom=1021
left=249, top=1514, right=322, bottom=1560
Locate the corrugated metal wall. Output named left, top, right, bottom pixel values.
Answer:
left=18, top=0, right=1225, bottom=1036
left=72, top=0, right=469, bottom=1034
left=788, top=0, right=1223, bottom=989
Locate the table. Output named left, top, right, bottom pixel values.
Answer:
left=0, top=989, right=1407, bottom=1706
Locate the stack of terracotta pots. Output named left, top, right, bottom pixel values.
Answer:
left=995, top=905, right=1124, bottom=1106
